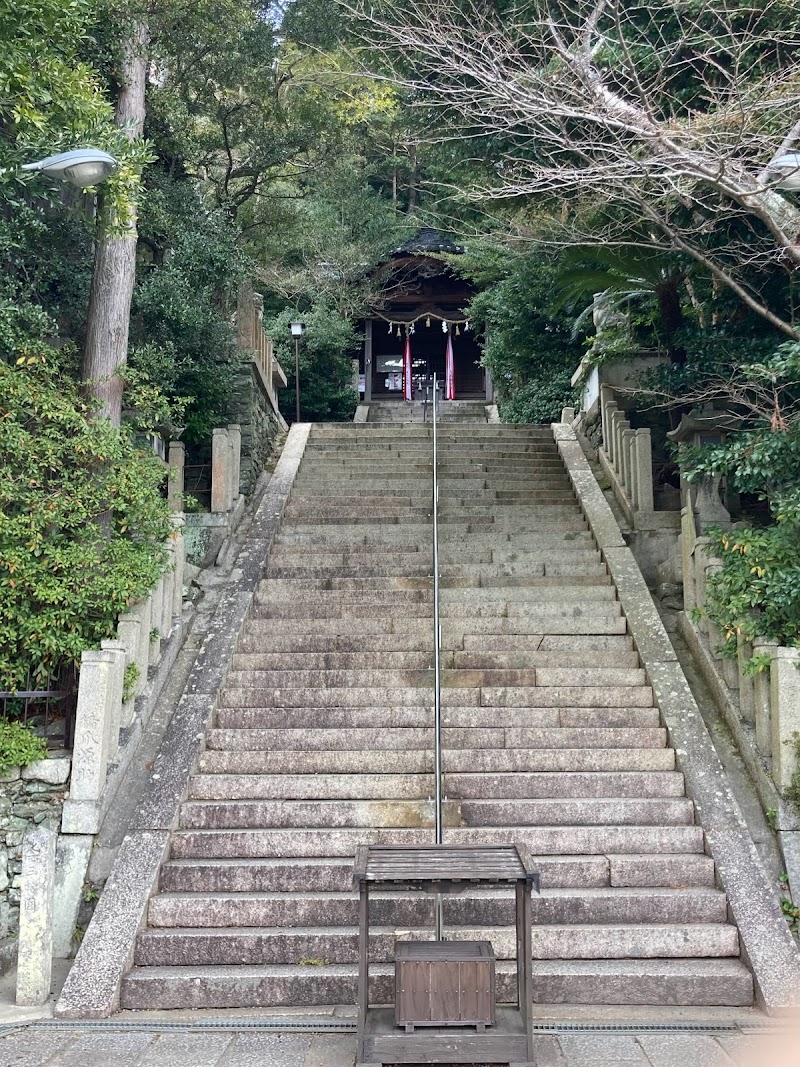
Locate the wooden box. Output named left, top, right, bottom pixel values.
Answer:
left=394, top=940, right=496, bottom=1032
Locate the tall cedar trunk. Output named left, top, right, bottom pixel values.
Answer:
left=82, top=21, right=149, bottom=426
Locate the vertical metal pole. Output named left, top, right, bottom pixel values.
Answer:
left=294, top=338, right=301, bottom=424
left=432, top=374, right=444, bottom=941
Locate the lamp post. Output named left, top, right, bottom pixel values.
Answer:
left=21, top=148, right=118, bottom=188
left=289, top=321, right=305, bottom=423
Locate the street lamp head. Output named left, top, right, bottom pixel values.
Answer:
left=21, top=148, right=118, bottom=189
left=767, top=152, right=800, bottom=191
left=289, top=321, right=305, bottom=338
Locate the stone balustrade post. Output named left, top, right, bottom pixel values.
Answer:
left=228, top=423, right=242, bottom=500
left=693, top=536, right=711, bottom=631
left=99, top=640, right=126, bottom=760
left=736, top=637, right=755, bottom=725
left=560, top=406, right=575, bottom=425
left=61, top=648, right=125, bottom=834
left=599, top=385, right=616, bottom=450
left=704, top=560, right=724, bottom=658
left=149, top=580, right=164, bottom=665
left=16, top=826, right=56, bottom=1006
left=607, top=409, right=622, bottom=470
left=621, top=427, right=635, bottom=502
left=753, top=637, right=777, bottom=757
left=172, top=516, right=185, bottom=617
left=680, top=508, right=697, bottom=613
left=632, top=429, right=654, bottom=512
left=770, top=647, right=800, bottom=791
left=211, top=427, right=232, bottom=512
left=608, top=411, right=623, bottom=475
left=161, top=543, right=175, bottom=640
left=167, top=440, right=185, bottom=513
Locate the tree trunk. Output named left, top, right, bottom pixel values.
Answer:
left=82, top=21, right=149, bottom=426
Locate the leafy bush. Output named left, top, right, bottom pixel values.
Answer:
left=268, top=302, right=358, bottom=423
left=0, top=719, right=47, bottom=775
left=0, top=363, right=172, bottom=691
left=681, top=345, right=800, bottom=653
left=463, top=248, right=582, bottom=425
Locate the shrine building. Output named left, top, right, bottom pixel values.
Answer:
left=358, top=227, right=494, bottom=402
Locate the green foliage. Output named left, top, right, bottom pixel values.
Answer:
left=0, top=363, right=172, bottom=691
left=681, top=344, right=800, bottom=654
left=0, top=719, right=48, bottom=775
left=464, top=247, right=582, bottom=423
left=122, top=662, right=140, bottom=703
left=268, top=302, right=358, bottom=422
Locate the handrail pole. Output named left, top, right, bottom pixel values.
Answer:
left=432, top=373, right=444, bottom=940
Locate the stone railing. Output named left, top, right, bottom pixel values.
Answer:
left=679, top=506, right=800, bottom=896
left=237, top=284, right=287, bottom=416
left=681, top=509, right=800, bottom=800
left=597, top=384, right=654, bottom=524
left=61, top=518, right=186, bottom=840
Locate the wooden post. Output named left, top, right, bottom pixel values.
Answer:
left=357, top=883, right=369, bottom=1063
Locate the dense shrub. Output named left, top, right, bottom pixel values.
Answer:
left=0, top=363, right=172, bottom=691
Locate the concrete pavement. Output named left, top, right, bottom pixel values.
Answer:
left=2, top=1023, right=799, bottom=1067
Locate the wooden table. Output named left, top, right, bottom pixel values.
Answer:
left=353, top=843, right=540, bottom=1066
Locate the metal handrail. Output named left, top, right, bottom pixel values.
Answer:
left=431, top=374, right=444, bottom=940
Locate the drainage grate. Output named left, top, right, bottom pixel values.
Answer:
left=19, top=1018, right=782, bottom=1036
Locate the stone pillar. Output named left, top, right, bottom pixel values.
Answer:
left=115, top=608, right=141, bottom=730
left=704, top=560, right=724, bottom=657
left=737, top=637, right=755, bottom=725
left=770, top=647, right=800, bottom=791
left=560, top=407, right=575, bottom=425
left=161, top=544, right=175, bottom=640
left=99, top=640, right=126, bottom=760
left=167, top=441, right=185, bottom=513
left=148, top=580, right=163, bottom=666
left=211, top=427, right=232, bottom=513
left=608, top=410, right=623, bottom=474
left=633, top=429, right=654, bottom=512
left=16, top=826, right=56, bottom=1006
left=62, top=648, right=126, bottom=834
left=681, top=507, right=697, bottom=613
left=364, top=318, right=373, bottom=403
left=228, top=423, right=242, bottom=500
left=621, top=427, right=635, bottom=502
left=693, top=536, right=711, bottom=632
left=52, top=834, right=93, bottom=958
left=172, top=517, right=185, bottom=618
left=754, top=637, right=777, bottom=757
left=599, top=386, right=616, bottom=451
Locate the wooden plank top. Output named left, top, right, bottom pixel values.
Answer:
left=353, top=844, right=538, bottom=889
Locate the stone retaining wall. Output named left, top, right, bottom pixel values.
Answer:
left=0, top=757, right=70, bottom=950
left=228, top=361, right=286, bottom=495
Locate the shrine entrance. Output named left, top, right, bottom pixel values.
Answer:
left=358, top=227, right=493, bottom=403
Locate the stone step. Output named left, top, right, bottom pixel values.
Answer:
left=188, top=770, right=685, bottom=801
left=236, top=633, right=432, bottom=654
left=215, top=707, right=661, bottom=731
left=133, top=922, right=738, bottom=967
left=177, top=797, right=694, bottom=830
left=221, top=667, right=647, bottom=689
left=217, top=687, right=655, bottom=709
left=120, top=957, right=754, bottom=1010
left=240, top=616, right=627, bottom=638
left=158, top=855, right=621, bottom=894
left=231, top=648, right=639, bottom=670
left=168, top=824, right=705, bottom=860
left=146, top=887, right=729, bottom=930
left=198, top=747, right=677, bottom=775
left=206, top=725, right=666, bottom=751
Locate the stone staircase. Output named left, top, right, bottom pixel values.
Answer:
left=367, top=399, right=490, bottom=423
left=120, top=421, right=754, bottom=1010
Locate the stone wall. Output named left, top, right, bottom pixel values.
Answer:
left=228, top=361, right=285, bottom=495
left=0, top=757, right=70, bottom=950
